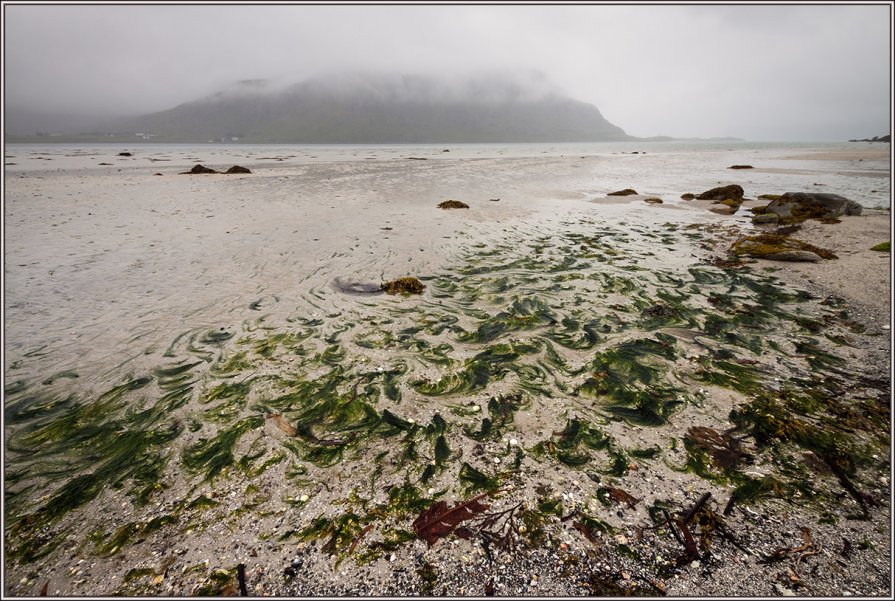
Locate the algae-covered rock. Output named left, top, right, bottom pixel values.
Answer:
left=764, top=192, right=863, bottom=223
left=226, top=165, right=252, bottom=174
left=697, top=185, right=744, bottom=201
left=760, top=250, right=823, bottom=262
left=382, top=277, right=425, bottom=295
left=607, top=189, right=638, bottom=196
left=871, top=241, right=890, bottom=252
left=731, top=233, right=838, bottom=261
left=680, top=193, right=696, bottom=200
left=709, top=206, right=738, bottom=216
left=644, top=197, right=663, bottom=204
left=438, top=200, right=469, bottom=209
left=752, top=214, right=780, bottom=225
left=757, top=194, right=782, bottom=201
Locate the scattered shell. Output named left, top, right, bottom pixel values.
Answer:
left=508, top=438, right=519, bottom=446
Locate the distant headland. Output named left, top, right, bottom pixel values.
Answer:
left=848, top=134, right=890, bottom=143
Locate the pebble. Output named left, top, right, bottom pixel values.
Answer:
left=494, top=457, right=501, bottom=464
left=299, top=494, right=310, bottom=503
left=774, top=584, right=796, bottom=596
left=509, top=438, right=519, bottom=446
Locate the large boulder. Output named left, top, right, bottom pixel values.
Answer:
left=697, top=185, right=744, bottom=201
left=764, top=192, right=863, bottom=222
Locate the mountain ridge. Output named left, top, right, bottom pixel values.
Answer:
left=7, top=72, right=635, bottom=143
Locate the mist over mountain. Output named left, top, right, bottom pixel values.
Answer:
left=9, top=72, right=634, bottom=143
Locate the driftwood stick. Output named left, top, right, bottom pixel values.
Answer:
left=236, top=563, right=248, bottom=596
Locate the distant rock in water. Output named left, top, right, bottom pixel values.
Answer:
left=849, top=134, right=890, bottom=142
left=438, top=200, right=469, bottom=209
left=644, top=197, right=663, bottom=204
left=182, top=164, right=218, bottom=174
left=118, top=152, right=133, bottom=157
left=226, top=165, right=251, bottom=174
left=607, top=189, right=638, bottom=196
left=728, top=165, right=753, bottom=169
left=764, top=192, right=863, bottom=223
left=697, top=185, right=744, bottom=201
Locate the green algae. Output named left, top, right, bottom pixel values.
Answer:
left=95, top=514, right=177, bottom=556
left=182, top=416, right=264, bottom=481
left=458, top=463, right=501, bottom=493
left=6, top=212, right=884, bottom=571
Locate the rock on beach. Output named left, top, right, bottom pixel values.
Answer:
left=697, top=185, right=744, bottom=201
left=764, top=192, right=863, bottom=222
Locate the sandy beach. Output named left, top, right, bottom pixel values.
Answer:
left=2, top=142, right=891, bottom=597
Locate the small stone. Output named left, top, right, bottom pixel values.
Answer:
left=774, top=583, right=796, bottom=596
left=883, top=325, right=890, bottom=330
left=291, top=557, right=301, bottom=569
left=299, top=494, right=310, bottom=503
left=509, top=438, right=519, bottom=446
left=493, top=457, right=501, bottom=464
left=690, top=560, right=700, bottom=569
left=389, top=553, right=396, bottom=562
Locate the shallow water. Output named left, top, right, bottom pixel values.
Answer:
left=5, top=140, right=890, bottom=207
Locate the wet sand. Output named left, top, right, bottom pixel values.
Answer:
left=3, top=146, right=891, bottom=597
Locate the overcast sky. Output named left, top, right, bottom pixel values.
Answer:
left=4, top=3, right=891, bottom=140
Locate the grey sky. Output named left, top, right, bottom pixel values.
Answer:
left=3, top=3, right=891, bottom=140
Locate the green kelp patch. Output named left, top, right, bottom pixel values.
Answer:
left=4, top=213, right=887, bottom=576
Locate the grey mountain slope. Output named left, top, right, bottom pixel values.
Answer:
left=98, top=76, right=632, bottom=143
